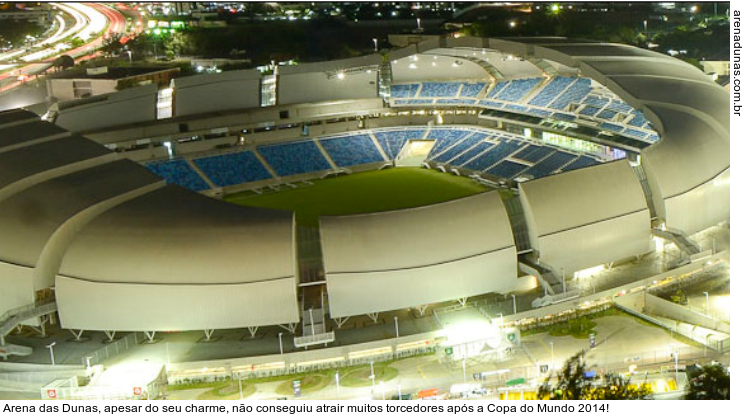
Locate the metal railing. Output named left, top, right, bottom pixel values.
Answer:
left=82, top=333, right=140, bottom=366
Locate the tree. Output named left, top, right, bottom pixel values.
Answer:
left=101, top=33, right=124, bottom=56
left=593, top=373, right=651, bottom=400
left=686, top=363, right=730, bottom=400
left=539, top=351, right=651, bottom=400
left=539, top=352, right=593, bottom=400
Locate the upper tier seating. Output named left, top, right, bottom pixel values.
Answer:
left=529, top=76, right=574, bottom=107
left=549, top=78, right=592, bottom=110
left=420, top=82, right=461, bottom=97
left=391, top=84, right=420, bottom=98
left=390, top=78, right=658, bottom=144
left=460, top=82, right=487, bottom=97
left=494, top=78, right=542, bottom=102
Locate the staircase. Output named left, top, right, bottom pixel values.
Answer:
left=0, top=300, right=57, bottom=358
left=652, top=229, right=702, bottom=257
left=519, top=258, right=560, bottom=297
left=293, top=308, right=335, bottom=348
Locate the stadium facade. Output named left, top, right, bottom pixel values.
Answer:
left=0, top=37, right=729, bottom=342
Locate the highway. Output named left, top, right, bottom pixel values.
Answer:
left=0, top=3, right=128, bottom=93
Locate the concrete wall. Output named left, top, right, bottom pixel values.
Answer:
left=0, top=262, right=35, bottom=315
left=173, top=70, right=262, bottom=117
left=55, top=85, right=158, bottom=133
left=278, top=71, right=378, bottom=105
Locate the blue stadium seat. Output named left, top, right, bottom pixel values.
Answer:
left=485, top=81, right=509, bottom=99
left=486, top=160, right=529, bottom=179
left=627, top=111, right=650, bottom=128
left=583, top=95, right=610, bottom=107
left=623, top=128, right=649, bottom=140
left=512, top=145, right=554, bottom=163
left=426, top=128, right=472, bottom=157
left=495, top=78, right=542, bottom=102
left=375, top=129, right=426, bottom=159
left=561, top=155, right=599, bottom=171
left=529, top=76, right=574, bottom=107
left=463, top=140, right=523, bottom=172
left=258, top=140, right=332, bottom=177
left=391, top=84, right=420, bottom=98
left=420, top=82, right=461, bottom=97
left=549, top=78, right=592, bottom=110
left=579, top=106, right=602, bottom=116
left=596, top=109, right=618, bottom=120
left=599, top=122, right=624, bottom=133
left=521, top=151, right=576, bottom=178
left=431, top=132, right=488, bottom=164
left=320, top=134, right=385, bottom=167
left=449, top=141, right=492, bottom=166
left=193, top=151, right=273, bottom=187
left=437, top=98, right=477, bottom=105
left=607, top=100, right=633, bottom=113
left=460, top=82, right=487, bottom=97
left=145, top=159, right=210, bottom=191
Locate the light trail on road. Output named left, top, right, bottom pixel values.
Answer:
left=0, top=3, right=128, bottom=94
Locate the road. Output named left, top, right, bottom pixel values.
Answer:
left=0, top=3, right=128, bottom=93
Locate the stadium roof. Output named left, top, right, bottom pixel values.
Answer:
left=0, top=160, right=162, bottom=268
left=518, top=160, right=647, bottom=238
left=59, top=185, right=296, bottom=285
left=321, top=191, right=514, bottom=274
left=321, top=191, right=519, bottom=318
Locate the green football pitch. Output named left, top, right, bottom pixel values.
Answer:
left=225, top=167, right=489, bottom=226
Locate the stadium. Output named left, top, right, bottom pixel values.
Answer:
left=0, top=36, right=729, bottom=366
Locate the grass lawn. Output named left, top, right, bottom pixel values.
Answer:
left=275, top=374, right=331, bottom=396
left=192, top=381, right=257, bottom=400
left=339, top=365, right=399, bottom=387
left=225, top=167, right=488, bottom=226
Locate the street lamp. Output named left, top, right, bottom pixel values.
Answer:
left=561, top=268, right=566, bottom=293
left=703, top=292, right=709, bottom=315
left=369, top=361, right=376, bottom=398
left=372, top=38, right=378, bottom=52
left=511, top=294, right=517, bottom=315
left=394, top=316, right=399, bottom=338
left=46, top=342, right=56, bottom=366
left=643, top=20, right=648, bottom=38
left=278, top=332, right=284, bottom=355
